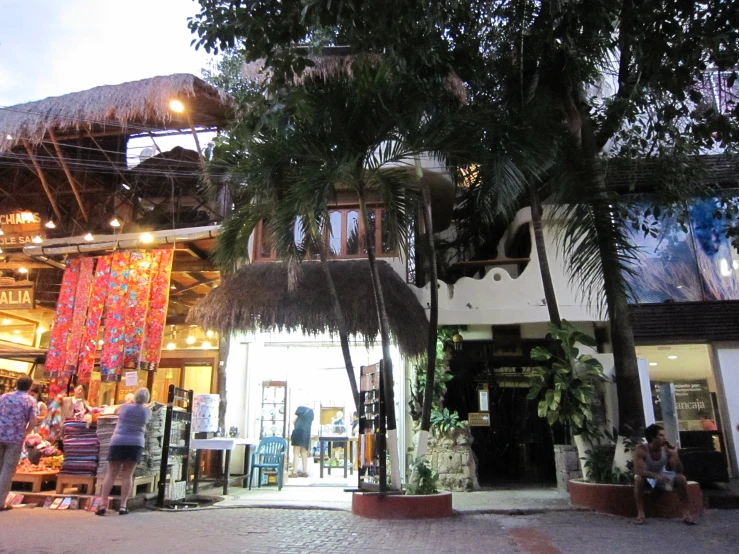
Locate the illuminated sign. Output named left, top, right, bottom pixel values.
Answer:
left=0, top=284, right=35, bottom=310
left=0, top=211, right=44, bottom=249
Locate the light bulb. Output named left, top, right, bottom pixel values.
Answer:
left=169, top=99, right=185, bottom=113
left=1, top=319, right=11, bottom=325
left=109, top=218, right=121, bottom=228
left=205, top=330, right=214, bottom=339
left=32, top=235, right=43, bottom=244
left=18, top=267, right=28, bottom=274
left=0, top=228, right=4, bottom=236
left=667, top=355, right=678, bottom=360
left=139, top=232, right=154, bottom=244
left=166, top=342, right=176, bottom=350
left=201, top=341, right=212, bottom=349
left=649, top=362, right=658, bottom=366
left=84, top=233, right=94, bottom=241
left=45, top=220, right=56, bottom=229
left=4, top=134, right=11, bottom=140
left=185, top=336, right=195, bottom=345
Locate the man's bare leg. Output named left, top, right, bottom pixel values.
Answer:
left=634, top=475, right=647, bottom=524
left=674, top=474, right=695, bottom=524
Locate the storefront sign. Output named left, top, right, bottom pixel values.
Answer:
left=468, top=412, right=491, bottom=427
left=0, top=283, right=35, bottom=310
left=651, top=379, right=714, bottom=425
left=0, top=210, right=45, bottom=248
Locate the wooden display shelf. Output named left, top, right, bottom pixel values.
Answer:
left=11, top=471, right=58, bottom=493
left=56, top=474, right=96, bottom=494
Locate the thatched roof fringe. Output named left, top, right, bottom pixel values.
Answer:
left=187, top=260, right=428, bottom=357
left=0, top=74, right=230, bottom=153
left=242, top=54, right=468, bottom=104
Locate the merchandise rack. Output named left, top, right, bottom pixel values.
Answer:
left=157, top=384, right=193, bottom=507
left=357, top=362, right=386, bottom=492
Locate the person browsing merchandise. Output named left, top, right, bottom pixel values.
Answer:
left=0, top=376, right=37, bottom=510
left=633, top=424, right=695, bottom=525
left=96, top=388, right=151, bottom=516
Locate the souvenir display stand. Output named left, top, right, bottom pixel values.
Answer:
left=357, top=362, right=387, bottom=492
left=157, top=385, right=193, bottom=507
left=259, top=381, right=287, bottom=439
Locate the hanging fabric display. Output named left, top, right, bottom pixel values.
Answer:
left=140, top=249, right=174, bottom=370
left=77, top=255, right=112, bottom=383
left=100, top=251, right=132, bottom=382
left=123, top=250, right=154, bottom=369
left=63, top=257, right=95, bottom=376
left=46, top=259, right=82, bottom=376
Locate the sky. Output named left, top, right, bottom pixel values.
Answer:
left=0, top=0, right=215, bottom=107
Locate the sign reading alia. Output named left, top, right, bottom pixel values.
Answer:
left=0, top=283, right=35, bottom=310
left=0, top=210, right=45, bottom=248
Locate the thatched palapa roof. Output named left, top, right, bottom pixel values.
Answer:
left=0, top=74, right=231, bottom=152
left=188, top=260, right=428, bottom=356
left=242, top=50, right=468, bottom=104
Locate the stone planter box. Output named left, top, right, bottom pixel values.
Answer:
left=352, top=491, right=453, bottom=519
left=569, top=479, right=704, bottom=518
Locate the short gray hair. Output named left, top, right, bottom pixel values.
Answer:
left=134, top=388, right=150, bottom=404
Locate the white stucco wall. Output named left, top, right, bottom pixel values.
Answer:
left=712, top=343, right=739, bottom=475
left=412, top=207, right=604, bottom=326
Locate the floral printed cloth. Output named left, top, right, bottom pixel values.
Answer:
left=0, top=391, right=37, bottom=444
left=46, top=259, right=81, bottom=375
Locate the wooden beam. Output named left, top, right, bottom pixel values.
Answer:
left=184, top=241, right=209, bottom=260
left=47, top=128, right=89, bottom=222
left=21, top=140, right=64, bottom=222
left=172, top=259, right=216, bottom=272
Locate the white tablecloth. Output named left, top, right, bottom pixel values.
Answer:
left=190, top=437, right=259, bottom=451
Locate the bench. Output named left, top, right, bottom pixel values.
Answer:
left=11, top=471, right=57, bottom=493
left=95, top=474, right=157, bottom=497
left=56, top=474, right=96, bottom=494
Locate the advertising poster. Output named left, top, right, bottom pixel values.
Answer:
left=651, top=379, right=715, bottom=430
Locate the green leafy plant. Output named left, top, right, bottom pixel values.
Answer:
left=405, top=456, right=439, bottom=495
left=430, top=407, right=465, bottom=437
left=408, top=327, right=460, bottom=423
left=581, top=445, right=634, bottom=485
left=527, top=320, right=607, bottom=441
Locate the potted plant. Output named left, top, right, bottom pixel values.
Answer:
left=528, top=320, right=607, bottom=479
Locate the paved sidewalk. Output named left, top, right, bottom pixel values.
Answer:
left=1, top=505, right=737, bottom=554
left=215, top=484, right=574, bottom=514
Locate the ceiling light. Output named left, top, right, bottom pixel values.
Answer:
left=170, top=285, right=177, bottom=290
left=98, top=340, right=104, bottom=346
left=185, top=336, right=196, bottom=345
left=649, top=362, right=658, bottom=366
left=166, top=342, right=176, bottom=350
left=18, top=267, right=28, bottom=274
left=206, top=330, right=214, bottom=339
left=109, top=218, right=121, bottom=228
left=84, top=233, right=94, bottom=241
left=201, top=341, right=212, bottom=349
left=667, top=355, right=678, bottom=360
left=1, top=319, right=10, bottom=325
left=169, top=99, right=185, bottom=113
left=13, top=329, right=20, bottom=334
left=5, top=134, right=11, bottom=140
left=121, top=183, right=131, bottom=191
left=45, top=220, right=56, bottom=229
left=139, top=232, right=154, bottom=244
left=0, top=248, right=3, bottom=254
left=31, top=235, right=43, bottom=244
left=0, top=228, right=4, bottom=236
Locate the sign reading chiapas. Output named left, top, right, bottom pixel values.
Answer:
left=0, top=210, right=45, bottom=248
left=0, top=279, right=35, bottom=310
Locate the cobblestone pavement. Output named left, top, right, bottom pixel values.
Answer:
left=0, top=507, right=737, bottom=554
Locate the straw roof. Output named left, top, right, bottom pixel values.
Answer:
left=0, top=74, right=231, bottom=153
left=188, top=259, right=428, bottom=356
left=242, top=52, right=468, bottom=104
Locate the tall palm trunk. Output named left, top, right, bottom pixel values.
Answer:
left=319, top=247, right=360, bottom=411
left=530, top=185, right=562, bottom=327
left=577, top=95, right=645, bottom=434
left=358, top=187, right=401, bottom=489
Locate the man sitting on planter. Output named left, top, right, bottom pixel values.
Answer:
left=633, top=424, right=695, bottom=525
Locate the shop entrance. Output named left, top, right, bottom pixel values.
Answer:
left=445, top=341, right=556, bottom=488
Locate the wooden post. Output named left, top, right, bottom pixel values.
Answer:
left=47, top=128, right=89, bottom=221
left=22, top=140, right=63, bottom=223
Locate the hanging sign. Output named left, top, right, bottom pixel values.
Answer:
left=0, top=210, right=45, bottom=248
left=468, top=412, right=491, bottom=427
left=124, top=371, right=138, bottom=387
left=0, top=282, right=35, bottom=310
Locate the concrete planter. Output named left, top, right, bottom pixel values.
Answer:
left=426, top=424, right=480, bottom=492
left=568, top=479, right=704, bottom=518
left=352, top=491, right=453, bottom=519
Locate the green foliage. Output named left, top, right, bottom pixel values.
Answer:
left=408, top=327, right=460, bottom=422
left=527, top=320, right=606, bottom=441
left=430, top=407, right=465, bottom=437
left=581, top=445, right=633, bottom=485
left=405, top=456, right=439, bottom=495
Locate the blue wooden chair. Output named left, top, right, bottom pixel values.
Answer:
left=249, top=437, right=288, bottom=490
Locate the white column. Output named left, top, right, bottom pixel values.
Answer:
left=713, top=343, right=739, bottom=476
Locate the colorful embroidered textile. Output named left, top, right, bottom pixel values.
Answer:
left=140, top=249, right=173, bottom=368
left=64, top=257, right=95, bottom=376
left=123, top=251, right=154, bottom=369
left=77, top=256, right=111, bottom=383
left=37, top=397, right=63, bottom=443
left=46, top=259, right=81, bottom=375
left=100, top=251, right=131, bottom=382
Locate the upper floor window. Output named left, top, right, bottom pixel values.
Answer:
left=255, top=206, right=396, bottom=261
